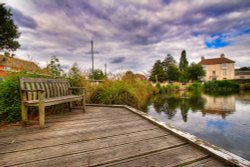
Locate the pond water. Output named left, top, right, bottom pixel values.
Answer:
left=146, top=91, right=250, bottom=160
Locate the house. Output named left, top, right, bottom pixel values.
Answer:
left=0, top=54, right=40, bottom=79
left=234, top=71, right=250, bottom=80
left=198, top=54, right=235, bottom=81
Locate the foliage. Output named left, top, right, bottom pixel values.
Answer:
left=0, top=4, right=20, bottom=52
left=179, top=50, right=188, bottom=71
left=186, top=63, right=205, bottom=81
left=149, top=60, right=166, bottom=82
left=161, top=54, right=176, bottom=72
left=155, top=83, right=179, bottom=95
left=238, top=67, right=250, bottom=71
left=166, top=64, right=180, bottom=82
left=89, top=69, right=105, bottom=80
left=204, top=80, right=240, bottom=93
left=243, top=83, right=250, bottom=90
left=90, top=79, right=153, bottom=110
left=187, top=82, right=203, bottom=92
left=46, top=56, right=63, bottom=78
left=68, top=62, right=81, bottom=87
left=0, top=75, right=20, bottom=123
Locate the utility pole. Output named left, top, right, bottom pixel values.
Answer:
left=91, top=40, right=94, bottom=74
left=104, top=63, right=107, bottom=76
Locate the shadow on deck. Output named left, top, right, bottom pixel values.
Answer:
left=0, top=105, right=245, bottom=167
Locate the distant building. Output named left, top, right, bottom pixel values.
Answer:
left=0, top=54, right=40, bottom=79
left=234, top=71, right=250, bottom=80
left=198, top=54, right=235, bottom=81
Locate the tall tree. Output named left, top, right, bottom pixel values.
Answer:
left=166, top=64, right=181, bottom=82
left=0, top=4, right=20, bottom=53
left=179, top=50, right=188, bottom=71
left=162, top=54, right=176, bottom=72
left=187, top=63, right=205, bottom=82
left=149, top=60, right=166, bottom=82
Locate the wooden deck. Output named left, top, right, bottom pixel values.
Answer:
left=0, top=105, right=247, bottom=167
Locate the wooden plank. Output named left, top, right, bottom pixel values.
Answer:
left=0, top=120, right=150, bottom=144
left=100, top=145, right=209, bottom=167
left=30, top=82, right=37, bottom=100
left=43, top=82, right=50, bottom=98
left=1, top=135, right=186, bottom=166
left=25, top=82, right=32, bottom=101
left=0, top=128, right=160, bottom=153
left=184, top=157, right=227, bottom=167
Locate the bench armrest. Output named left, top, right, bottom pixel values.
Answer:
left=21, top=89, right=45, bottom=92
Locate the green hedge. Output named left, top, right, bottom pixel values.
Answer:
left=204, top=80, right=240, bottom=93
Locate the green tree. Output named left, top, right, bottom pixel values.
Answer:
left=68, top=62, right=81, bottom=87
left=187, top=63, right=205, bottom=82
left=89, top=69, right=105, bottom=80
left=162, top=53, right=176, bottom=72
left=179, top=50, right=188, bottom=71
left=167, top=64, right=181, bottom=82
left=0, top=4, right=21, bottom=52
left=47, top=56, right=63, bottom=78
left=149, top=60, right=166, bottom=82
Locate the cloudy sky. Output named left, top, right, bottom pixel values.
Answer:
left=1, top=0, right=250, bottom=74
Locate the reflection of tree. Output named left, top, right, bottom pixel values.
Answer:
left=153, top=95, right=179, bottom=119
left=152, top=94, right=206, bottom=122
left=180, top=99, right=190, bottom=122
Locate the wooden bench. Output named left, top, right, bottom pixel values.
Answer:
left=19, top=78, right=86, bottom=128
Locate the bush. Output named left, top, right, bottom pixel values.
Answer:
left=204, top=80, right=240, bottom=93
left=164, top=84, right=179, bottom=93
left=187, top=82, right=203, bottom=92
left=90, top=79, right=153, bottom=109
left=0, top=75, right=21, bottom=123
left=243, top=83, right=250, bottom=90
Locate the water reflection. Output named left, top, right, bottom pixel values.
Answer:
left=147, top=91, right=250, bottom=160
left=151, top=93, right=237, bottom=122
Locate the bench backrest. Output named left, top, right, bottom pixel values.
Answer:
left=19, top=78, right=71, bottom=101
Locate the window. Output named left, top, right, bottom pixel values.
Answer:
left=221, top=63, right=227, bottom=69
left=212, top=71, right=216, bottom=75
left=223, top=69, right=227, bottom=75
left=240, top=76, right=245, bottom=79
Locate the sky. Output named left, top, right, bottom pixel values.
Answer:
left=1, top=0, right=250, bottom=74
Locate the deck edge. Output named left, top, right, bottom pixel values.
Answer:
left=86, top=104, right=250, bottom=167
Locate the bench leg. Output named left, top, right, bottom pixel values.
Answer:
left=21, top=103, right=28, bottom=125
left=38, top=102, right=45, bottom=128
left=69, top=102, right=73, bottom=112
left=82, top=96, right=86, bottom=112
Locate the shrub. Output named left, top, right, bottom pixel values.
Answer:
left=164, top=84, right=179, bottom=93
left=187, top=82, right=203, bottom=92
left=243, top=83, right=250, bottom=90
left=204, top=80, right=240, bottom=93
left=90, top=79, right=153, bottom=109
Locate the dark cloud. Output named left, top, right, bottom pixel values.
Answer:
left=109, top=56, right=126, bottom=64
left=11, top=8, right=38, bottom=29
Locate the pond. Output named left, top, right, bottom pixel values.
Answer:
left=145, top=91, right=250, bottom=160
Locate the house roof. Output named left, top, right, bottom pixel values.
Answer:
left=0, top=55, right=40, bottom=71
left=198, top=57, right=235, bottom=65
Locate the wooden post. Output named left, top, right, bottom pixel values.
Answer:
left=21, top=93, right=28, bottom=125
left=38, top=91, right=45, bottom=128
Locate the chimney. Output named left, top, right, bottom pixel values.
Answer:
left=201, top=56, right=205, bottom=60
left=220, top=53, right=225, bottom=58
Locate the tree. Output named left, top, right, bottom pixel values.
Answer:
left=166, top=64, right=181, bottom=82
left=68, top=62, right=81, bottom=87
left=161, top=54, right=176, bottom=72
left=187, top=63, right=205, bottom=82
left=0, top=4, right=21, bottom=53
left=89, top=69, right=105, bottom=80
left=239, top=67, right=250, bottom=71
left=179, top=50, right=188, bottom=71
left=149, top=60, right=166, bottom=82
left=47, top=56, right=63, bottom=78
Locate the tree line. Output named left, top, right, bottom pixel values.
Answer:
left=149, top=50, right=205, bottom=83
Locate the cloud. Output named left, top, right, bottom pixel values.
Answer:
left=109, top=56, right=126, bottom=64
left=1, top=0, right=250, bottom=73
left=11, top=8, right=38, bottom=29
